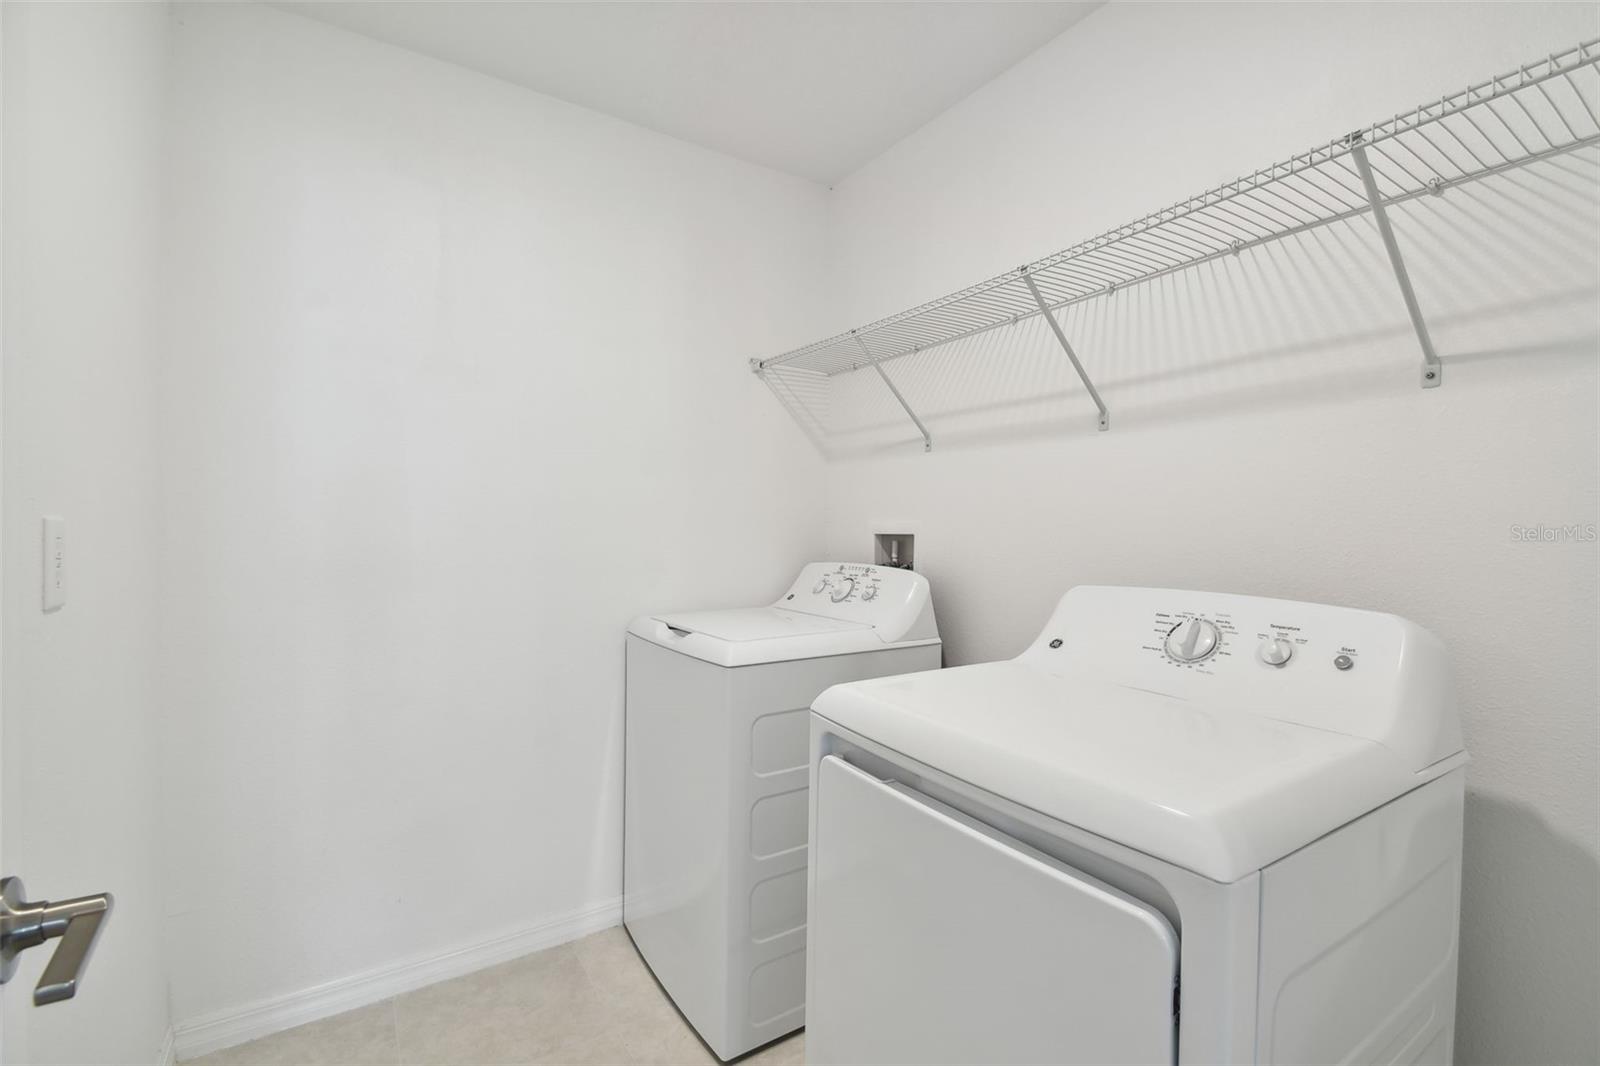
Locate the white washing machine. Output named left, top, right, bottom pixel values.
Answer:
left=807, top=585, right=1466, bottom=1066
left=625, top=562, right=940, bottom=1061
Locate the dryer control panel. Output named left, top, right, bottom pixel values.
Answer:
left=777, top=562, right=939, bottom=645
left=1017, top=585, right=1461, bottom=774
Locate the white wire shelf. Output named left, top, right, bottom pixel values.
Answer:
left=754, top=39, right=1600, bottom=450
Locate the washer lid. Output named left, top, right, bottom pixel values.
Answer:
left=812, top=662, right=1461, bottom=883
left=629, top=607, right=907, bottom=667
left=651, top=608, right=864, bottom=643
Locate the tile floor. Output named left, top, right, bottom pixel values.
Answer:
left=184, top=927, right=804, bottom=1066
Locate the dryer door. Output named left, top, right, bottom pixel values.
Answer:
left=808, top=755, right=1179, bottom=1066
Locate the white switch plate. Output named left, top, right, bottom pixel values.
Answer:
left=42, top=516, right=65, bottom=612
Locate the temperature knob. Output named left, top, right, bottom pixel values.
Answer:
left=812, top=578, right=829, bottom=594
left=1165, top=618, right=1220, bottom=663
left=861, top=586, right=878, bottom=602
left=830, top=578, right=855, bottom=603
left=1258, top=637, right=1294, bottom=667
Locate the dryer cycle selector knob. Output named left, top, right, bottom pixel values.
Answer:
left=830, top=578, right=855, bottom=603
left=1258, top=637, right=1294, bottom=667
left=1165, top=618, right=1220, bottom=663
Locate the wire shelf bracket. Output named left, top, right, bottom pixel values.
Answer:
left=1348, top=134, right=1443, bottom=388
left=1020, top=267, right=1110, bottom=431
left=854, top=333, right=933, bottom=451
left=753, top=39, right=1600, bottom=451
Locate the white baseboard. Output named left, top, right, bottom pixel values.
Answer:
left=171, top=896, right=622, bottom=1062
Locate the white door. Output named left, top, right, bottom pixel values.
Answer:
left=0, top=5, right=116, bottom=1054
left=807, top=755, right=1179, bottom=1066
left=1, top=5, right=164, bottom=1062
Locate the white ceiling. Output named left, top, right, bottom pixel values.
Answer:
left=274, top=1, right=1101, bottom=184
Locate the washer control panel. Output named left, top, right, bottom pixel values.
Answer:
left=777, top=562, right=936, bottom=644
left=807, top=563, right=884, bottom=606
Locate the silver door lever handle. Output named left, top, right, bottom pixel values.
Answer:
left=0, top=877, right=113, bottom=1005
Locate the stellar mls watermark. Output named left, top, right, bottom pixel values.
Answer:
left=1509, top=523, right=1597, bottom=543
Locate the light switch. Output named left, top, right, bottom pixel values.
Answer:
left=42, top=516, right=65, bottom=612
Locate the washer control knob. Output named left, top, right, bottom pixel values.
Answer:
left=812, top=579, right=829, bottom=594
left=1165, top=618, right=1220, bottom=662
left=830, top=578, right=855, bottom=603
left=861, top=586, right=878, bottom=602
left=1258, top=637, right=1294, bottom=667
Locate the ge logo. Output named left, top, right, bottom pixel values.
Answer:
left=1048, top=638, right=1063, bottom=649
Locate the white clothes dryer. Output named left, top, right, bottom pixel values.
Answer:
left=807, top=585, right=1465, bottom=1066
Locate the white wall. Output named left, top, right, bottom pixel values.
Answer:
left=1, top=2, right=173, bottom=1063
left=821, top=4, right=1598, bottom=1064
left=159, top=2, right=828, bottom=1037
